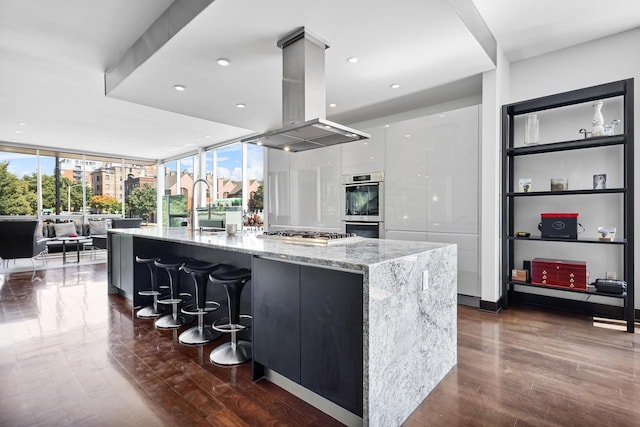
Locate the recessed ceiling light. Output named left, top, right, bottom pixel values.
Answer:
left=363, top=142, right=369, bottom=145
left=329, top=103, right=337, bottom=108
left=256, top=141, right=263, bottom=146
left=205, top=135, right=211, bottom=138
left=236, top=103, right=246, bottom=108
left=405, top=134, right=411, bottom=138
left=216, top=58, right=230, bottom=66
left=439, top=114, right=446, bottom=118
left=184, top=143, right=195, bottom=147
left=18, top=122, right=27, bottom=126
left=174, top=85, right=186, bottom=91
left=283, top=146, right=290, bottom=152
left=390, top=83, right=400, bottom=89
left=347, top=57, right=359, bottom=64
left=195, top=139, right=201, bottom=142
left=384, top=124, right=390, bottom=128
left=15, top=130, right=23, bottom=134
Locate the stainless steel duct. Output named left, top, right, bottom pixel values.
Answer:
left=241, top=27, right=370, bottom=152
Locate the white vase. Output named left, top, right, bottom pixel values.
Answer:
left=591, top=101, right=605, bottom=136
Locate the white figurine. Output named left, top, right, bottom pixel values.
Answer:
left=591, top=101, right=605, bottom=136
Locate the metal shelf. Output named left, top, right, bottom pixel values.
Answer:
left=501, top=78, right=634, bottom=333
left=507, top=280, right=627, bottom=299
left=506, top=135, right=625, bottom=156
left=507, top=235, right=627, bottom=245
left=507, top=188, right=625, bottom=197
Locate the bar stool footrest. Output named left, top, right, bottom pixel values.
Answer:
left=158, top=297, right=182, bottom=305
left=138, top=290, right=161, bottom=297
left=181, top=301, right=220, bottom=316
left=212, top=315, right=252, bottom=333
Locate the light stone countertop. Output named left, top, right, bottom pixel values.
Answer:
left=108, top=227, right=451, bottom=271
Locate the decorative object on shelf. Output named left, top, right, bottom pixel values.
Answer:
left=538, top=212, right=581, bottom=239
left=531, top=258, right=587, bottom=290
left=550, top=177, right=568, bottom=191
left=605, top=118, right=621, bottom=136
left=511, top=269, right=528, bottom=282
left=519, top=178, right=532, bottom=192
left=524, top=114, right=540, bottom=145
left=591, top=101, right=605, bottom=136
left=578, top=128, right=592, bottom=139
left=515, top=231, right=531, bottom=237
left=597, top=226, right=616, bottom=241
left=594, top=278, right=626, bottom=294
left=593, top=173, right=607, bottom=189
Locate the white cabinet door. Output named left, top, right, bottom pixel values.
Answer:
left=385, top=230, right=427, bottom=242
left=426, top=105, right=479, bottom=234
left=290, top=145, right=341, bottom=229
left=428, top=232, right=479, bottom=297
left=341, top=125, right=386, bottom=175
left=384, top=116, right=428, bottom=232
left=266, top=149, right=291, bottom=227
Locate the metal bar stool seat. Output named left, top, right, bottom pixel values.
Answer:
left=209, top=268, right=252, bottom=366
left=178, top=261, right=232, bottom=345
left=154, top=257, right=194, bottom=329
left=135, top=256, right=164, bottom=318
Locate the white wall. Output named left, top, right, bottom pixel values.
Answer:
left=481, top=46, right=510, bottom=305
left=505, top=27, right=640, bottom=309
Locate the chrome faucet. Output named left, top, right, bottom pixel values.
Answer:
left=191, top=178, right=211, bottom=232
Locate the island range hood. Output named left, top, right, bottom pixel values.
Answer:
left=241, top=27, right=370, bottom=152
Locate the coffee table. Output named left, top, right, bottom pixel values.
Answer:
left=56, top=237, right=92, bottom=264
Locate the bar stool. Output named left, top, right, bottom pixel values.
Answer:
left=209, top=268, right=252, bottom=365
left=135, top=256, right=164, bottom=318
left=154, top=257, right=193, bottom=329
left=178, top=261, right=230, bottom=345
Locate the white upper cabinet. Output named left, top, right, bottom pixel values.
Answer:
left=341, top=126, right=386, bottom=175
left=384, top=116, right=429, bottom=231
left=266, top=149, right=291, bottom=226
left=426, top=105, right=479, bottom=233
left=289, top=145, right=341, bottom=229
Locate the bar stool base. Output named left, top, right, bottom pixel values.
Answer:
left=154, top=313, right=193, bottom=329
left=210, top=340, right=252, bottom=366
left=137, top=305, right=163, bottom=319
left=179, top=325, right=221, bottom=346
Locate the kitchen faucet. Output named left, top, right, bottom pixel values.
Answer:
left=190, top=178, right=211, bottom=232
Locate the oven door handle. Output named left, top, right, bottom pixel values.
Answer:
left=344, top=221, right=380, bottom=225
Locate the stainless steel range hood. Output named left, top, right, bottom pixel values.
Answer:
left=241, top=27, right=370, bottom=152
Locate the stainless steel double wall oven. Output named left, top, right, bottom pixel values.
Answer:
left=341, top=172, right=384, bottom=238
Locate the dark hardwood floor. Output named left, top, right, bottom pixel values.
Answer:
left=1, top=263, right=638, bottom=426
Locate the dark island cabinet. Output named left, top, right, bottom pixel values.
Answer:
left=252, top=257, right=301, bottom=382
left=252, top=257, right=364, bottom=416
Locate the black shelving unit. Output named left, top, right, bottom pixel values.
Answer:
left=502, top=79, right=635, bottom=332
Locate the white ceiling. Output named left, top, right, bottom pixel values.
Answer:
left=1, top=0, right=639, bottom=161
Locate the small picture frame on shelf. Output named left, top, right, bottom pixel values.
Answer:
left=519, top=178, right=532, bottom=193
left=550, top=177, right=568, bottom=191
left=597, top=226, right=616, bottom=241
left=593, top=174, right=607, bottom=190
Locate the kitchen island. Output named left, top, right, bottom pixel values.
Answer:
left=107, top=227, right=457, bottom=426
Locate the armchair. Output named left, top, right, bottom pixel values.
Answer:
left=0, top=220, right=48, bottom=271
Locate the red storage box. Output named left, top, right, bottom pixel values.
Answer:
left=539, top=213, right=579, bottom=239
left=531, top=258, right=587, bottom=290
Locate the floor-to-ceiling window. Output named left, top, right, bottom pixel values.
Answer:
left=0, top=146, right=156, bottom=225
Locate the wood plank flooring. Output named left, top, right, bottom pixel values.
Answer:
left=1, top=263, right=638, bottom=426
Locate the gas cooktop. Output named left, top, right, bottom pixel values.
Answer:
left=258, top=230, right=360, bottom=245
